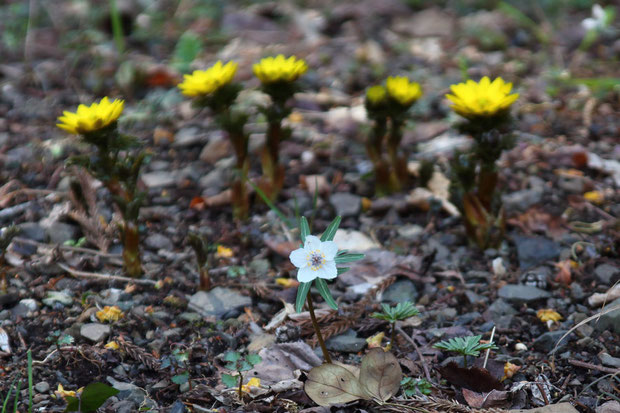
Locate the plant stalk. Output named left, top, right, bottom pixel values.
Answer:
left=122, top=220, right=142, bottom=277
left=237, top=371, right=243, bottom=399
left=306, top=293, right=332, bottom=364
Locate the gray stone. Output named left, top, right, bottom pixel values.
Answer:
left=142, top=171, right=176, bottom=188
left=498, top=284, right=550, bottom=304
left=170, top=400, right=188, bottom=413
left=110, top=400, right=136, bottom=413
left=172, top=127, right=206, bottom=147
left=46, top=222, right=80, bottom=245
left=484, top=298, right=517, bottom=329
left=34, top=381, right=50, bottom=393
left=188, top=287, right=252, bottom=319
left=179, top=312, right=202, bottom=323
left=513, top=236, right=560, bottom=269
left=599, top=353, right=620, bottom=368
left=533, top=330, right=572, bottom=352
left=381, top=279, right=418, bottom=304
left=144, top=233, right=173, bottom=251
left=593, top=297, right=620, bottom=334
left=11, top=298, right=39, bottom=318
left=397, top=225, right=424, bottom=242
left=17, top=222, right=46, bottom=242
left=249, top=258, right=270, bottom=277
left=199, top=168, right=227, bottom=194
left=502, top=188, right=543, bottom=212
left=42, top=291, right=73, bottom=307
left=329, top=192, right=361, bottom=217
left=597, top=401, right=620, bottom=413
left=80, top=323, right=111, bottom=342
left=594, top=263, right=619, bottom=285
left=325, top=329, right=367, bottom=353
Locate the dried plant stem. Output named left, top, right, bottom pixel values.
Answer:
left=122, top=221, right=142, bottom=277
left=395, top=326, right=432, bottom=383
left=306, top=293, right=332, bottom=364
left=57, top=263, right=157, bottom=286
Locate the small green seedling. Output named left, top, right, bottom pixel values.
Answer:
left=221, top=351, right=262, bottom=399
left=371, top=302, right=419, bottom=349
left=63, top=382, right=119, bottom=413
left=161, top=348, right=191, bottom=387
left=433, top=335, right=498, bottom=369
left=400, top=376, right=432, bottom=397
left=187, top=233, right=214, bottom=291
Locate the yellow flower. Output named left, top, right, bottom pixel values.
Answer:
left=253, top=55, right=308, bottom=84
left=385, top=76, right=422, bottom=107
left=241, top=377, right=261, bottom=393
left=275, top=277, right=298, bottom=288
left=105, top=341, right=119, bottom=350
left=55, top=384, right=83, bottom=399
left=96, top=305, right=124, bottom=323
left=446, top=76, right=519, bottom=119
left=536, top=309, right=562, bottom=323
left=583, top=190, right=604, bottom=204
left=216, top=245, right=233, bottom=258
left=366, top=85, right=388, bottom=106
left=178, top=61, right=238, bottom=97
left=57, top=97, right=124, bottom=135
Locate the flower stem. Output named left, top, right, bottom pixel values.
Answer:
left=306, top=293, right=332, bottom=364
left=237, top=371, right=243, bottom=399
left=122, top=220, right=142, bottom=278
left=390, top=322, right=396, bottom=349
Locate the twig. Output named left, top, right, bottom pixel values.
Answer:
left=12, top=237, right=121, bottom=259
left=483, top=326, right=496, bottom=369
left=395, top=326, right=432, bottom=383
left=569, top=359, right=620, bottom=374
left=57, top=263, right=157, bottom=285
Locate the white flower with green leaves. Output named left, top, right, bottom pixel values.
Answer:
left=289, top=235, right=338, bottom=283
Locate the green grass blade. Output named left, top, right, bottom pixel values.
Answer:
left=295, top=282, right=312, bottom=313
left=300, top=216, right=310, bottom=244
left=108, top=0, right=125, bottom=53
left=2, top=378, right=17, bottom=413
left=27, top=350, right=32, bottom=413
left=334, top=253, right=365, bottom=264
left=315, top=278, right=338, bottom=310
left=12, top=380, right=21, bottom=413
left=320, top=216, right=341, bottom=242
left=248, top=180, right=294, bottom=228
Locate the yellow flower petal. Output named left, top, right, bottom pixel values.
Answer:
left=445, top=76, right=518, bottom=119
left=216, top=245, right=233, bottom=258
left=536, top=309, right=562, bottom=323
left=57, top=97, right=124, bottom=134
left=105, top=341, right=120, bottom=350
left=177, top=61, right=238, bottom=97
left=96, top=305, right=124, bottom=323
left=385, top=76, right=422, bottom=107
left=241, top=377, right=261, bottom=393
left=253, top=55, right=308, bottom=84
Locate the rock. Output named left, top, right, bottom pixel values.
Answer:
left=484, top=298, right=516, bottom=329
left=594, top=263, right=619, bottom=285
left=199, top=168, right=227, bottom=194
left=199, top=135, right=231, bottom=164
left=142, top=171, right=176, bottom=188
left=34, top=381, right=50, bottom=393
left=333, top=229, right=380, bottom=252
left=172, top=127, right=206, bottom=147
left=599, top=353, right=620, bottom=369
left=17, top=222, right=46, bottom=242
left=249, top=258, right=270, bottom=277
left=329, top=192, right=361, bottom=217
left=513, top=236, right=560, bottom=269
left=381, top=279, right=418, bottom=304
left=397, top=225, right=424, bottom=242
left=109, top=400, right=136, bottom=413
left=403, top=8, right=454, bottom=37
left=188, top=287, right=252, bottom=319
left=502, top=188, right=543, bottom=212
left=80, top=323, right=111, bottom=342
left=597, top=401, right=620, bottom=413
left=11, top=298, right=39, bottom=318
left=325, top=329, right=367, bottom=353
left=593, top=297, right=620, bottom=334
left=144, top=233, right=173, bottom=251
left=498, top=284, right=550, bottom=304
left=170, top=400, right=187, bottom=413
left=533, top=330, right=572, bottom=353
left=42, top=291, right=73, bottom=307
left=46, top=222, right=80, bottom=245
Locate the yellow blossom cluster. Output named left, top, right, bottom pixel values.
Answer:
left=56, top=97, right=124, bottom=135
left=253, top=55, right=308, bottom=84
left=385, top=76, right=423, bottom=107
left=446, top=76, right=519, bottom=119
left=365, top=85, right=388, bottom=106
left=177, top=61, right=238, bottom=97
left=96, top=305, right=124, bottom=323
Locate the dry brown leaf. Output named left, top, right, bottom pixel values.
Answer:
left=358, top=348, right=402, bottom=402
left=304, top=363, right=368, bottom=406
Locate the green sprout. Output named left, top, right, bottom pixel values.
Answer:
left=400, top=376, right=432, bottom=397
left=371, top=302, right=419, bottom=349
left=433, top=335, right=498, bottom=369
left=221, top=351, right=262, bottom=399
left=187, top=233, right=214, bottom=291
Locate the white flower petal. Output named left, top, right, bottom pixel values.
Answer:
left=321, top=241, right=338, bottom=260
left=304, top=235, right=322, bottom=252
left=297, top=266, right=317, bottom=283
left=289, top=248, right=308, bottom=268
left=317, top=260, right=337, bottom=280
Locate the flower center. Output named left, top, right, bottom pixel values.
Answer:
left=307, top=250, right=325, bottom=271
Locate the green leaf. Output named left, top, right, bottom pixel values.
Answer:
left=245, top=354, right=262, bottom=367
left=224, top=351, right=241, bottom=363
left=64, top=383, right=119, bottom=413
left=320, top=216, right=342, bottom=241
left=172, top=31, right=202, bottom=73
left=334, top=253, right=365, bottom=264
left=315, top=278, right=338, bottom=310
left=295, top=281, right=312, bottom=313
left=221, top=373, right=238, bottom=388
left=337, top=267, right=350, bottom=275
left=172, top=373, right=189, bottom=385
left=300, top=216, right=310, bottom=244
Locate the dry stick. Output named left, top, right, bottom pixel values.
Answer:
left=569, top=359, right=620, bottom=375
left=57, top=263, right=157, bottom=286
left=13, top=237, right=121, bottom=259
left=483, top=326, right=496, bottom=369
left=306, top=293, right=332, bottom=364
left=395, top=326, right=432, bottom=383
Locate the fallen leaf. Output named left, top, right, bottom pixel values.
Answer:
left=536, top=309, right=562, bottom=323
left=553, top=260, right=572, bottom=285
left=438, top=362, right=504, bottom=393
left=304, top=363, right=368, bottom=406
left=463, top=388, right=509, bottom=409
left=502, top=362, right=521, bottom=381
left=358, top=348, right=402, bottom=402
left=366, top=332, right=385, bottom=349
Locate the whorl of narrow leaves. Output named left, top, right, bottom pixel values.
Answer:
left=371, top=301, right=420, bottom=323
left=433, top=335, right=498, bottom=357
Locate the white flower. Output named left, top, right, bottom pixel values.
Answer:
left=289, top=235, right=338, bottom=283
left=582, top=4, right=607, bottom=31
